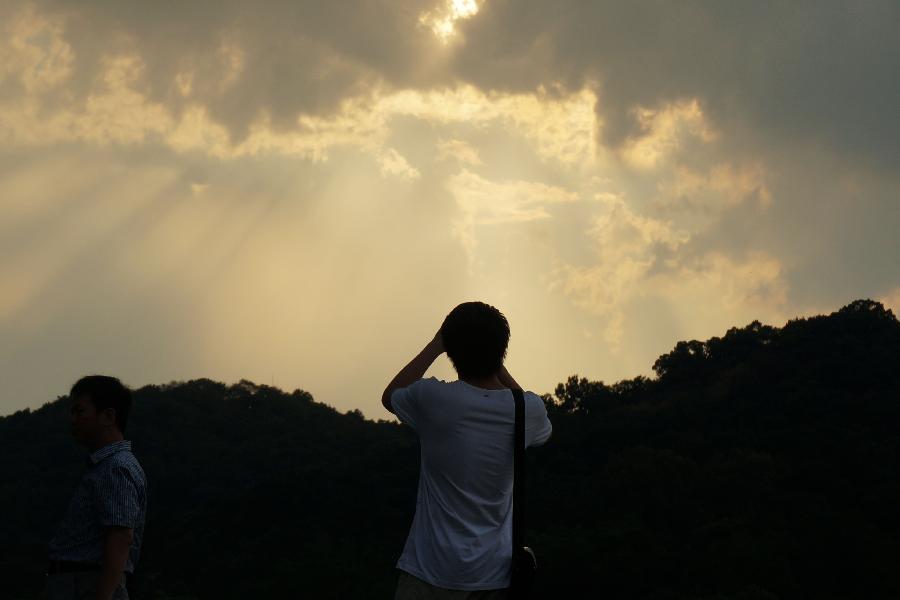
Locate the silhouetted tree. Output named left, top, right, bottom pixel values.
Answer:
left=2, top=299, right=898, bottom=600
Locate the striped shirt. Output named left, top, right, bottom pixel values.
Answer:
left=48, top=440, right=147, bottom=573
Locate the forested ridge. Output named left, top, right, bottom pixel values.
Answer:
left=2, top=299, right=899, bottom=600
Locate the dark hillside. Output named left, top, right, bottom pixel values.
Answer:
left=532, top=299, right=900, bottom=599
left=2, top=299, right=898, bottom=599
left=1, top=381, right=419, bottom=599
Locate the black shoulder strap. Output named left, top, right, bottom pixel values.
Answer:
left=512, top=388, right=527, bottom=552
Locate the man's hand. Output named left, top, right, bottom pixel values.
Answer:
left=96, top=526, right=132, bottom=600
left=382, top=329, right=445, bottom=414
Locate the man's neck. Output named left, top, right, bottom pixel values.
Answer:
left=461, top=374, right=506, bottom=390
left=86, top=432, right=124, bottom=453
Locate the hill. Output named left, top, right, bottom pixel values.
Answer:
left=1, top=299, right=899, bottom=599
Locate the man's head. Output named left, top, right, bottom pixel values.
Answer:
left=69, top=375, right=132, bottom=447
left=440, top=302, right=510, bottom=379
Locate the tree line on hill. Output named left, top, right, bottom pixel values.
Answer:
left=1, top=299, right=898, bottom=600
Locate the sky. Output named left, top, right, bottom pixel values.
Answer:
left=1, top=0, right=899, bottom=418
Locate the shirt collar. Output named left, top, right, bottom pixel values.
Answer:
left=89, top=440, right=131, bottom=465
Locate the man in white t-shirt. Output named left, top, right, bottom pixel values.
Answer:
left=382, top=302, right=552, bottom=599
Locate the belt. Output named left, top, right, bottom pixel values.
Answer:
left=47, top=560, right=101, bottom=575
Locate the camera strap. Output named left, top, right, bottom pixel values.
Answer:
left=512, top=388, right=527, bottom=553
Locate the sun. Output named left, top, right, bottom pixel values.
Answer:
left=420, top=0, right=481, bottom=43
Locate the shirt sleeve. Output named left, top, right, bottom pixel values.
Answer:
left=524, top=391, right=553, bottom=447
left=391, top=386, right=417, bottom=430
left=390, top=377, right=438, bottom=432
left=94, top=465, right=143, bottom=529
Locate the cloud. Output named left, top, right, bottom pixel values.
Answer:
left=657, top=162, right=773, bottom=211
left=378, top=148, right=420, bottom=181
left=0, top=52, right=172, bottom=147
left=447, top=169, right=578, bottom=263
left=436, top=138, right=482, bottom=166
left=558, top=247, right=790, bottom=349
left=452, top=1, right=900, bottom=171
left=0, top=19, right=597, bottom=172
left=551, top=190, right=791, bottom=348
left=0, top=44, right=382, bottom=159
left=382, top=85, right=598, bottom=167
left=619, top=99, right=717, bottom=170
left=651, top=251, right=788, bottom=312
left=0, top=4, right=73, bottom=93
left=551, top=193, right=689, bottom=345
left=15, top=0, right=450, bottom=135
left=9, top=0, right=899, bottom=174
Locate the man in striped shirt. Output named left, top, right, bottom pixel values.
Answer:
left=46, top=376, right=147, bottom=600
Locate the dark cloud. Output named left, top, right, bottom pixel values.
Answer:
left=20, top=1, right=900, bottom=168
left=31, top=0, right=440, bottom=137
left=451, top=0, right=900, bottom=170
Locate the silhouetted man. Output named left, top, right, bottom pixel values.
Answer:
left=383, top=302, right=552, bottom=599
left=46, top=376, right=147, bottom=600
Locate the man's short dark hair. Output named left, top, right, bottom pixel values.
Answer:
left=441, top=302, right=510, bottom=379
left=70, top=375, right=132, bottom=433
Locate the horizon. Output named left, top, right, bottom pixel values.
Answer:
left=4, top=296, right=893, bottom=420
left=2, top=1, right=899, bottom=418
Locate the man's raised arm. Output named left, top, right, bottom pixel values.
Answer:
left=381, top=331, right=444, bottom=414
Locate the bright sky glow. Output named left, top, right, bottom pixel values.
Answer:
left=421, top=0, right=481, bottom=42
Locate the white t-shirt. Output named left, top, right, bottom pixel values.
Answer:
left=390, top=377, right=553, bottom=591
